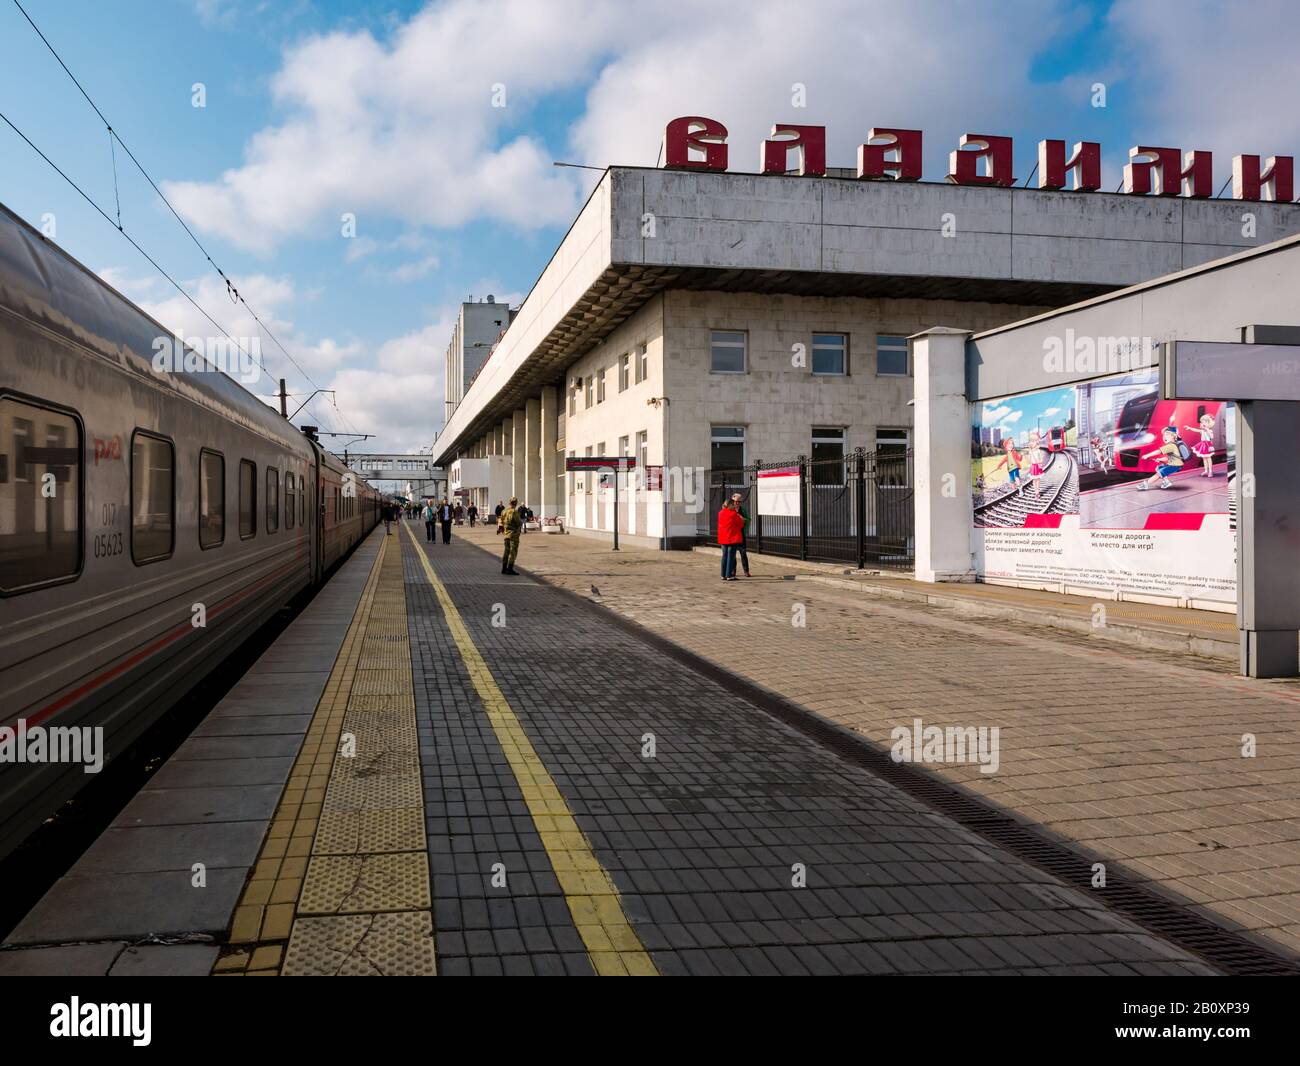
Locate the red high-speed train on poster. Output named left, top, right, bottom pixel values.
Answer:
left=1113, top=392, right=1228, bottom=474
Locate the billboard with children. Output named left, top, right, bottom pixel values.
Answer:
left=971, top=370, right=1236, bottom=609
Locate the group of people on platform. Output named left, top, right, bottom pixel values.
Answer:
left=379, top=494, right=533, bottom=576
left=389, top=490, right=755, bottom=582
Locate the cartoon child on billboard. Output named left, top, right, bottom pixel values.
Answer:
left=991, top=438, right=1023, bottom=494
left=1137, top=426, right=1185, bottom=490
left=1027, top=429, right=1046, bottom=498
left=1184, top=412, right=1216, bottom=477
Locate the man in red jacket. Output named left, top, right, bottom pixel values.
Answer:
left=717, top=499, right=745, bottom=581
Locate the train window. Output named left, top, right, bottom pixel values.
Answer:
left=285, top=472, right=295, bottom=529
left=239, top=460, right=256, bottom=538
left=199, top=449, right=224, bottom=548
left=131, top=431, right=174, bottom=564
left=266, top=468, right=279, bottom=533
left=0, top=395, right=82, bottom=594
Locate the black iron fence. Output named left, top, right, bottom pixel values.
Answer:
left=697, top=449, right=914, bottom=570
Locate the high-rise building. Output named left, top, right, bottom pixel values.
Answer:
left=444, top=296, right=516, bottom=422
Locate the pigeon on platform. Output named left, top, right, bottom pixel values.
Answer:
left=590, top=585, right=601, bottom=596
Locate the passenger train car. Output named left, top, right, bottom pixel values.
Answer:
left=0, top=202, right=379, bottom=860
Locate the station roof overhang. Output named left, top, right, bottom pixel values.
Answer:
left=432, top=166, right=1300, bottom=464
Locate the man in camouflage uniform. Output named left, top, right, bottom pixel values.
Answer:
left=497, top=495, right=523, bottom=575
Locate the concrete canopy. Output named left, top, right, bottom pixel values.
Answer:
left=432, top=166, right=1300, bottom=464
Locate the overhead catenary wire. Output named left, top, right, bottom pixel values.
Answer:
left=10, top=0, right=355, bottom=428
left=0, top=107, right=271, bottom=385
left=0, top=108, right=347, bottom=437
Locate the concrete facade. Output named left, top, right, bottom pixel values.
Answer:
left=432, top=165, right=1300, bottom=548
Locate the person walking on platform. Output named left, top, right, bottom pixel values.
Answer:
left=423, top=499, right=436, bottom=542
left=468, top=503, right=479, bottom=527
left=439, top=497, right=454, bottom=543
left=384, top=501, right=393, bottom=535
left=497, top=495, right=523, bottom=575
left=717, top=498, right=744, bottom=581
left=494, top=500, right=505, bottom=522
left=730, top=492, right=752, bottom=577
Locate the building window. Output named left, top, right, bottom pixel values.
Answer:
left=597, top=368, right=606, bottom=403
left=0, top=396, right=82, bottom=592
left=812, top=333, right=848, bottom=376
left=618, top=435, right=630, bottom=461
left=811, top=426, right=846, bottom=485
left=199, top=449, right=224, bottom=549
left=585, top=376, right=594, bottom=409
left=876, top=428, right=910, bottom=488
left=266, top=468, right=279, bottom=533
left=131, top=430, right=174, bottom=564
left=569, top=382, right=577, bottom=416
left=876, top=335, right=909, bottom=376
left=710, top=330, right=746, bottom=374
left=637, top=343, right=648, bottom=383
left=239, top=459, right=257, bottom=538
left=710, top=425, right=745, bottom=471
left=636, top=430, right=648, bottom=471
left=619, top=353, right=630, bottom=392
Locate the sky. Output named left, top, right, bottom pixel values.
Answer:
left=2, top=0, right=1298, bottom=466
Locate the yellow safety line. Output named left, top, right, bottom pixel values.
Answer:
left=402, top=521, right=657, bottom=976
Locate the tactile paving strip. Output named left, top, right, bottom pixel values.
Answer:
left=350, top=668, right=413, bottom=694
left=321, top=757, right=425, bottom=811
left=346, top=693, right=415, bottom=712
left=214, top=530, right=437, bottom=975
left=297, top=852, right=432, bottom=914
left=282, top=912, right=436, bottom=976
left=314, top=809, right=425, bottom=855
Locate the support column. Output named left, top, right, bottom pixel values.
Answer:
left=912, top=327, right=975, bottom=583
left=525, top=395, right=542, bottom=514
left=511, top=409, right=526, bottom=503
left=539, top=386, right=559, bottom=521
left=1237, top=400, right=1300, bottom=677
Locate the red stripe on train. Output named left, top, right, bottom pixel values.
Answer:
left=13, top=557, right=305, bottom=731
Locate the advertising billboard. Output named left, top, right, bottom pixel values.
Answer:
left=971, top=370, right=1236, bottom=608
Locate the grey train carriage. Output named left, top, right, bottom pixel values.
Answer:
left=0, top=202, right=379, bottom=860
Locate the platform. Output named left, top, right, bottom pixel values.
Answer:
left=7, top=519, right=1299, bottom=976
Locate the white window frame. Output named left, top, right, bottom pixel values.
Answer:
left=811, top=332, right=848, bottom=376
left=710, top=330, right=747, bottom=375
left=876, top=335, right=910, bottom=377
left=811, top=426, right=847, bottom=485
left=619, top=353, right=630, bottom=392
left=637, top=343, right=648, bottom=383
left=710, top=425, right=747, bottom=470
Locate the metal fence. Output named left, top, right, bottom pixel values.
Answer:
left=697, top=449, right=915, bottom=570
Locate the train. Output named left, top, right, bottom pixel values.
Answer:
left=1113, top=392, right=1229, bottom=474
left=0, top=201, right=380, bottom=861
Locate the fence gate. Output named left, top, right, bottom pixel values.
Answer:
left=697, top=449, right=914, bottom=571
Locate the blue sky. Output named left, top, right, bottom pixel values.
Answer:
left=2, top=0, right=1297, bottom=456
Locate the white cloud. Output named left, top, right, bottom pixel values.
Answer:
left=1105, top=0, right=1300, bottom=164
left=164, top=0, right=626, bottom=252
left=98, top=267, right=359, bottom=392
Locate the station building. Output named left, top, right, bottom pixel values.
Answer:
left=433, top=158, right=1300, bottom=547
